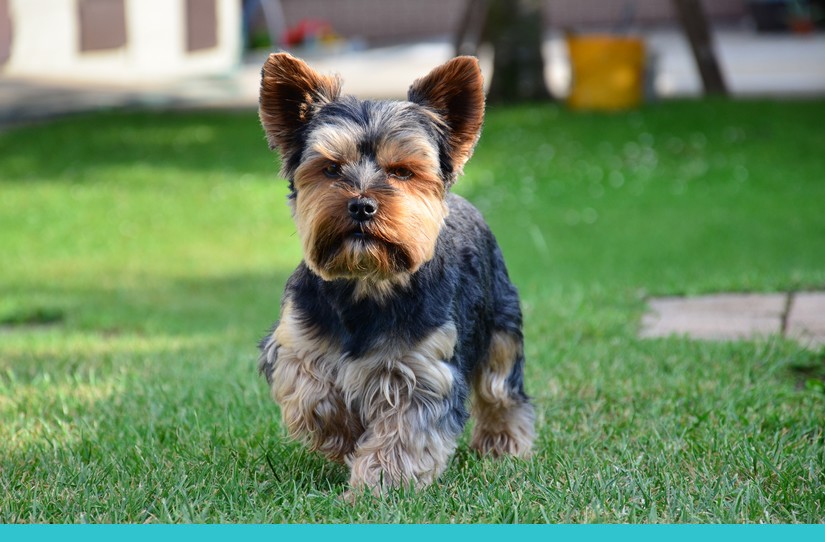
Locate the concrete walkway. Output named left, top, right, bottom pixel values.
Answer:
left=2, top=28, right=825, bottom=129
left=641, top=292, right=825, bottom=349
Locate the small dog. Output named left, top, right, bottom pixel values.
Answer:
left=257, top=53, right=535, bottom=493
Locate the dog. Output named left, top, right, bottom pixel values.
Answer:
left=257, top=53, right=535, bottom=494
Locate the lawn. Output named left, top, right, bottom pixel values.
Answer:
left=1, top=99, right=824, bottom=523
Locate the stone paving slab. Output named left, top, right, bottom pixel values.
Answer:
left=641, top=292, right=825, bottom=349
left=640, top=293, right=787, bottom=341
left=786, top=292, right=825, bottom=349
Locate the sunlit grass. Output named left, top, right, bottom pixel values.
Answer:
left=1, top=101, right=824, bottom=523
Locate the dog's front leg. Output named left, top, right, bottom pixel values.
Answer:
left=268, top=345, right=362, bottom=464
left=339, top=324, right=466, bottom=493
left=347, top=394, right=461, bottom=492
left=259, top=304, right=363, bottom=463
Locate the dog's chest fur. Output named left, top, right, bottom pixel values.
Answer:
left=262, top=302, right=460, bottom=426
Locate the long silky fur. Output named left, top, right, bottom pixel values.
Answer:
left=258, top=54, right=534, bottom=493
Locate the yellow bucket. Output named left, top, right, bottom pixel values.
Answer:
left=566, top=34, right=646, bottom=111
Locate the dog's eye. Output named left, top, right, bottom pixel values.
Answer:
left=389, top=167, right=413, bottom=180
left=323, top=163, right=342, bottom=178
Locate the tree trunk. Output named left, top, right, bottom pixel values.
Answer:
left=454, top=0, right=488, bottom=57
left=485, top=0, right=552, bottom=104
left=672, top=0, right=728, bottom=96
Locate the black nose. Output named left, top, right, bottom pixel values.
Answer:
left=348, top=197, right=378, bottom=222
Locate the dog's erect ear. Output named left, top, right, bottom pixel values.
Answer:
left=259, top=53, right=342, bottom=158
left=408, top=56, right=485, bottom=174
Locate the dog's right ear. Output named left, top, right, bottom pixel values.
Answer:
left=259, top=53, right=342, bottom=160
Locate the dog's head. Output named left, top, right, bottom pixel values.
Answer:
left=259, top=53, right=484, bottom=281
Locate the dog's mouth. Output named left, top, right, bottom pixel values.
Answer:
left=347, top=225, right=379, bottom=244
left=310, top=226, right=411, bottom=280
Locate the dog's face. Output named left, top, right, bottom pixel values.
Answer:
left=259, top=54, right=484, bottom=281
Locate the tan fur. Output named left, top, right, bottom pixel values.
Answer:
left=266, top=304, right=460, bottom=488
left=291, top=129, right=448, bottom=282
left=351, top=273, right=412, bottom=303
left=259, top=53, right=342, bottom=161
left=470, top=331, right=535, bottom=457
left=340, top=324, right=459, bottom=490
left=304, top=122, right=362, bottom=165
left=264, top=301, right=362, bottom=462
left=408, top=56, right=485, bottom=175
left=375, top=131, right=440, bottom=169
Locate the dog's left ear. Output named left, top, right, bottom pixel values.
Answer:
left=408, top=56, right=485, bottom=174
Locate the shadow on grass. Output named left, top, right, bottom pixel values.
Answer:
left=788, top=350, right=825, bottom=392
left=0, top=110, right=275, bottom=182
left=0, top=269, right=292, bottom=342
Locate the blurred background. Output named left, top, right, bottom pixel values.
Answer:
left=2, top=3, right=825, bottom=523
left=2, top=0, right=825, bottom=125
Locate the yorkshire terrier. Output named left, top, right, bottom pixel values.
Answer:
left=257, top=53, right=535, bottom=493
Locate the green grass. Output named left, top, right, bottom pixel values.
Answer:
left=1, top=100, right=824, bottom=523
